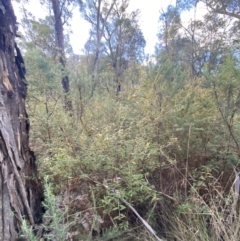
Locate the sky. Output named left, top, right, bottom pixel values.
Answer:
left=12, top=0, right=206, bottom=55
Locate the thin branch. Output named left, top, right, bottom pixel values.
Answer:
left=119, top=196, right=164, bottom=241
left=91, top=179, right=165, bottom=241
left=206, top=2, right=240, bottom=20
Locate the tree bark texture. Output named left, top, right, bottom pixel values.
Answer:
left=51, top=0, right=70, bottom=93
left=0, top=1, right=42, bottom=240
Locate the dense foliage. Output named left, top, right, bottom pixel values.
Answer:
left=15, top=0, right=240, bottom=240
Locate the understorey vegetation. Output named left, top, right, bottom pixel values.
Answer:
left=8, top=0, right=240, bottom=240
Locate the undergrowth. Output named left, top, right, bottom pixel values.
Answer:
left=24, top=50, right=240, bottom=240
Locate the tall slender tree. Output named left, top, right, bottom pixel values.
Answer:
left=51, top=0, right=70, bottom=93
left=0, top=0, right=42, bottom=239
left=82, top=0, right=145, bottom=94
left=103, top=2, right=146, bottom=92
left=39, top=0, right=76, bottom=109
left=156, top=4, right=230, bottom=79
left=81, top=0, right=117, bottom=96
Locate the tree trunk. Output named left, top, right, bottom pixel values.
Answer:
left=91, top=0, right=101, bottom=97
left=51, top=0, right=72, bottom=110
left=0, top=1, right=42, bottom=240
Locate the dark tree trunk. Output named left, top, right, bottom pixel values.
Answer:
left=51, top=0, right=72, bottom=110
left=51, top=0, right=68, bottom=92
left=0, top=1, right=42, bottom=239
left=91, top=41, right=99, bottom=97
left=91, top=0, right=101, bottom=97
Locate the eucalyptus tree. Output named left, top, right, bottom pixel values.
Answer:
left=21, top=0, right=77, bottom=109
left=21, top=12, right=57, bottom=58
left=177, top=0, right=240, bottom=19
left=82, top=0, right=145, bottom=94
left=103, top=1, right=145, bottom=92
left=50, top=0, right=71, bottom=95
left=0, top=0, right=42, bottom=239
left=156, top=3, right=231, bottom=80
left=155, top=5, right=193, bottom=81
left=80, top=0, right=117, bottom=95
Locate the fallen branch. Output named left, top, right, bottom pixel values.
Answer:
left=118, top=194, right=164, bottom=241
left=92, top=179, right=165, bottom=241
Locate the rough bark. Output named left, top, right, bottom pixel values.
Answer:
left=0, top=1, right=42, bottom=239
left=51, top=0, right=72, bottom=111
left=52, top=0, right=69, bottom=91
